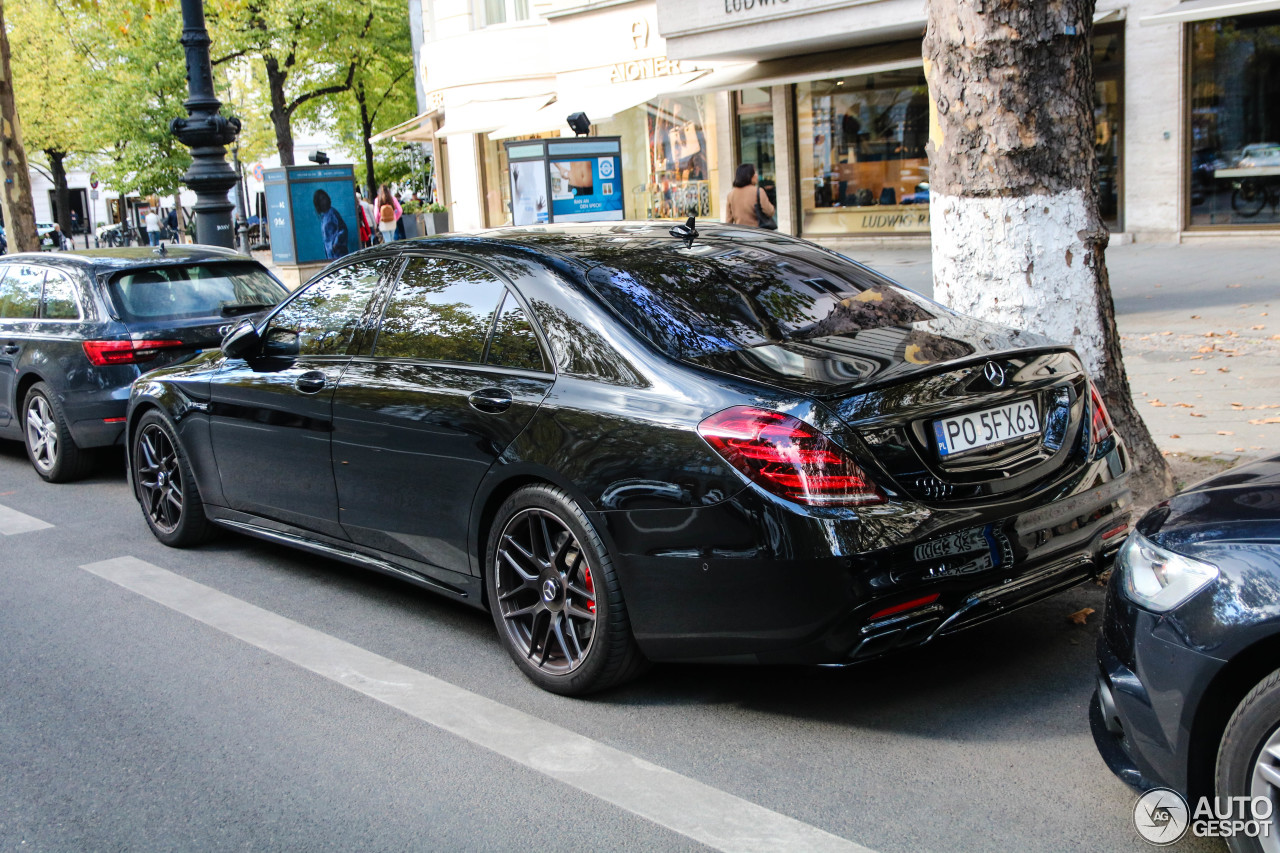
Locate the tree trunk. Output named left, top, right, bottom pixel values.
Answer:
left=0, top=0, right=38, bottom=253
left=47, top=148, right=72, bottom=238
left=923, top=0, right=1172, bottom=507
left=359, top=93, right=376, bottom=201
left=264, top=56, right=295, bottom=166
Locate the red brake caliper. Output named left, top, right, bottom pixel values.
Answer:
left=582, top=563, right=596, bottom=614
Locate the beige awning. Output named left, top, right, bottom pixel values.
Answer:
left=488, top=70, right=711, bottom=140
left=1141, top=0, right=1280, bottom=23
left=369, top=110, right=439, bottom=143
left=678, top=41, right=924, bottom=95
left=436, top=96, right=555, bottom=138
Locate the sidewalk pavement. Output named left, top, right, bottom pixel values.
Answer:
left=853, top=242, right=1279, bottom=463
left=257, top=240, right=1277, bottom=463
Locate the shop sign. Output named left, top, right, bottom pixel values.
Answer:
left=723, top=0, right=790, bottom=13
left=610, top=56, right=686, bottom=84
left=805, top=204, right=930, bottom=235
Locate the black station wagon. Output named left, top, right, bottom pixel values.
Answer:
left=0, top=247, right=286, bottom=481
left=126, top=223, right=1131, bottom=695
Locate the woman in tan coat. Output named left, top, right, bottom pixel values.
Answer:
left=724, top=163, right=775, bottom=228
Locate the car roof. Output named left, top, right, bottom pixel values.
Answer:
left=2, top=244, right=254, bottom=273
left=354, top=221, right=807, bottom=271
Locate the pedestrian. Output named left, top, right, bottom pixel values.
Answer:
left=377, top=185, right=399, bottom=244
left=394, top=191, right=406, bottom=240
left=69, top=210, right=79, bottom=236
left=166, top=209, right=179, bottom=242
left=144, top=208, right=163, bottom=246
left=51, top=223, right=69, bottom=251
left=724, top=163, right=776, bottom=229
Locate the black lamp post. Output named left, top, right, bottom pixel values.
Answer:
left=170, top=0, right=240, bottom=248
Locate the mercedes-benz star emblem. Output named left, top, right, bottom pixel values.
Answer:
left=542, top=579, right=558, bottom=602
left=983, top=361, right=1006, bottom=387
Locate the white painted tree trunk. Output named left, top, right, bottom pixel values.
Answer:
left=930, top=189, right=1109, bottom=379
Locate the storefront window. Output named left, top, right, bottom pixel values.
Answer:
left=796, top=69, right=931, bottom=236
left=737, top=88, right=776, bottom=206
left=1189, top=12, right=1280, bottom=228
left=481, top=132, right=556, bottom=227
left=1094, top=24, right=1124, bottom=231
left=640, top=93, right=719, bottom=220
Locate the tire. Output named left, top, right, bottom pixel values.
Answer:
left=486, top=484, right=647, bottom=695
left=1232, top=182, right=1267, bottom=218
left=130, top=409, right=216, bottom=547
left=1216, top=668, right=1280, bottom=853
left=23, top=382, right=95, bottom=483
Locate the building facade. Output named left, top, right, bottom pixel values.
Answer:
left=395, top=0, right=1280, bottom=243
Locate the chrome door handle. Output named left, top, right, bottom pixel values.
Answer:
left=468, top=388, right=513, bottom=413
left=2, top=345, right=19, bottom=355
left=294, top=371, right=328, bottom=394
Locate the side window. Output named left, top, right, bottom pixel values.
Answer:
left=265, top=259, right=389, bottom=357
left=41, top=271, right=82, bottom=320
left=374, top=256, right=505, bottom=363
left=487, top=291, right=545, bottom=372
left=0, top=264, right=44, bottom=319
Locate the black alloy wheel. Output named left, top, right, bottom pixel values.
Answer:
left=23, top=382, right=93, bottom=483
left=487, top=485, right=646, bottom=695
left=131, top=410, right=214, bottom=547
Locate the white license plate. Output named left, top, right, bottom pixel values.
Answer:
left=913, top=527, right=991, bottom=562
left=933, top=400, right=1040, bottom=456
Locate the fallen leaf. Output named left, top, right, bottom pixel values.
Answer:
left=1190, top=369, right=1206, bottom=375
left=1272, top=335, right=1280, bottom=341
left=1191, top=315, right=1201, bottom=319
left=1199, top=345, right=1216, bottom=353
left=1206, top=331, right=1221, bottom=338
left=1219, top=430, right=1235, bottom=435
left=1169, top=377, right=1178, bottom=382
left=1174, top=402, right=1195, bottom=408
left=1170, top=434, right=1182, bottom=438
left=1235, top=447, right=1246, bottom=452
left=1161, top=331, right=1174, bottom=336
left=1150, top=400, right=1167, bottom=407
left=1218, top=367, right=1230, bottom=373
left=1190, top=355, right=1203, bottom=360
left=1229, top=284, right=1242, bottom=288
left=1249, top=417, right=1280, bottom=425
left=1190, top=412, right=1207, bottom=418
left=1067, top=607, right=1096, bottom=625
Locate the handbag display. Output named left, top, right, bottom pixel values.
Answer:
left=755, top=187, right=778, bottom=230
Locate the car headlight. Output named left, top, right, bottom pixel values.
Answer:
left=1118, top=531, right=1219, bottom=612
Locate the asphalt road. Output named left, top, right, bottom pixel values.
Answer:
left=0, top=441, right=1222, bottom=852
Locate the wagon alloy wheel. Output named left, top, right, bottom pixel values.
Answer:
left=135, top=423, right=185, bottom=534
left=25, top=395, right=59, bottom=473
left=495, top=508, right=598, bottom=675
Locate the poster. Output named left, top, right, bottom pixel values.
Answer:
left=263, top=168, right=295, bottom=265
left=510, top=160, right=548, bottom=226
left=287, top=167, right=358, bottom=263
left=550, top=155, right=624, bottom=223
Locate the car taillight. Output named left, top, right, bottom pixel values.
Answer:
left=82, top=339, right=185, bottom=366
left=697, top=406, right=885, bottom=506
left=1089, top=383, right=1115, bottom=447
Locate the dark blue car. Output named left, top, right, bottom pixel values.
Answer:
left=0, top=246, right=286, bottom=482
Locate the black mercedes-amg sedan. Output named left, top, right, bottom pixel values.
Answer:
left=1094, top=455, right=1280, bottom=847
left=126, top=223, right=1130, bottom=694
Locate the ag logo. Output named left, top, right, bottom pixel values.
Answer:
left=1134, top=787, right=1189, bottom=845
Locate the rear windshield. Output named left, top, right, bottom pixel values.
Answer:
left=583, top=244, right=938, bottom=359
left=108, top=262, right=287, bottom=322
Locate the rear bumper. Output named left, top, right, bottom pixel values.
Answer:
left=64, top=386, right=131, bottom=448
left=605, top=450, right=1131, bottom=663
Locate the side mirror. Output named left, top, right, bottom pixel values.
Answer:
left=221, top=320, right=261, bottom=359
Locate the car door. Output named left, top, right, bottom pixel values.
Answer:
left=0, top=263, right=45, bottom=430
left=331, top=254, right=554, bottom=575
left=209, top=258, right=391, bottom=539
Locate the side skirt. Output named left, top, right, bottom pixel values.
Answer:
left=204, top=506, right=484, bottom=608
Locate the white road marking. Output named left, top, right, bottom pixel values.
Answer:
left=81, top=556, right=875, bottom=853
left=0, top=503, right=54, bottom=535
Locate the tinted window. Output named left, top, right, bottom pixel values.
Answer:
left=266, top=260, right=389, bottom=357
left=41, top=271, right=81, bottom=320
left=584, top=244, right=936, bottom=358
left=0, top=264, right=45, bottom=319
left=374, top=257, right=505, bottom=363
left=487, top=292, right=545, bottom=372
left=108, top=261, right=286, bottom=322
